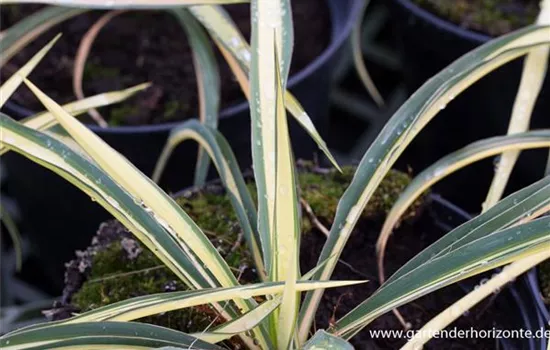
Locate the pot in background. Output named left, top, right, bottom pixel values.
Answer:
left=1, top=0, right=363, bottom=294
left=389, top=0, right=550, bottom=213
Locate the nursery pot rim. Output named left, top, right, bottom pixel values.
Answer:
left=392, top=0, right=494, bottom=45
left=4, top=0, right=363, bottom=132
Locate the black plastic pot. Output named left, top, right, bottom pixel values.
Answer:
left=430, top=195, right=547, bottom=350
left=1, top=0, right=363, bottom=294
left=389, top=0, right=550, bottom=213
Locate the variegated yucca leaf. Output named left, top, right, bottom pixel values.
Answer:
left=1, top=113, right=202, bottom=286
left=0, top=321, right=222, bottom=350
left=273, top=50, right=301, bottom=350
left=0, top=0, right=247, bottom=8
left=170, top=8, right=220, bottom=187
left=0, top=7, right=85, bottom=67
left=8, top=281, right=364, bottom=345
left=332, top=174, right=550, bottom=337
left=22, top=80, right=235, bottom=288
left=248, top=1, right=299, bottom=346
left=0, top=83, right=150, bottom=156
left=0, top=35, right=60, bottom=107
left=19, top=80, right=272, bottom=348
left=484, top=3, right=550, bottom=210
left=189, top=5, right=340, bottom=171
left=152, top=119, right=264, bottom=281
left=377, top=130, right=550, bottom=280
left=24, top=84, right=149, bottom=132
left=194, top=298, right=281, bottom=343
left=303, top=330, right=353, bottom=350
left=298, top=24, right=550, bottom=340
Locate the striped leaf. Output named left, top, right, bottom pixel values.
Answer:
left=0, top=6, right=85, bottom=67
left=0, top=0, right=248, bottom=8
left=0, top=321, right=222, bottom=350
left=23, top=80, right=238, bottom=289
left=20, top=80, right=271, bottom=347
left=272, top=49, right=301, bottom=350
left=0, top=83, right=150, bottom=156
left=1, top=113, right=210, bottom=290
left=194, top=298, right=281, bottom=343
left=152, top=120, right=264, bottom=281
left=333, top=175, right=550, bottom=337
left=304, top=330, right=353, bottom=350
left=298, top=25, right=550, bottom=341
left=189, top=5, right=340, bottom=171
left=10, top=280, right=364, bottom=336
left=170, top=8, right=220, bottom=187
left=378, top=130, right=550, bottom=276
left=484, top=3, right=550, bottom=210
left=0, top=35, right=60, bottom=107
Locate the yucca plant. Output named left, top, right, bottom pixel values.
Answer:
left=2, top=1, right=550, bottom=349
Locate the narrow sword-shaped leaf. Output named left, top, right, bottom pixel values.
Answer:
left=0, top=113, right=210, bottom=290
left=193, top=298, right=281, bottom=343
left=21, top=81, right=265, bottom=346
left=170, top=8, right=220, bottom=187
left=303, top=330, right=354, bottom=350
left=189, top=5, right=340, bottom=171
left=377, top=130, right=550, bottom=281
left=152, top=120, right=264, bottom=281
left=0, top=6, right=85, bottom=67
left=0, top=35, right=60, bottom=107
left=0, top=0, right=248, bottom=8
left=352, top=0, right=384, bottom=107
left=335, top=217, right=550, bottom=338
left=12, top=280, right=364, bottom=336
left=298, top=25, right=550, bottom=340
left=273, top=50, right=301, bottom=349
left=333, top=175, right=550, bottom=336
left=484, top=2, right=550, bottom=210
left=0, top=83, right=150, bottom=156
left=0, top=321, right=222, bottom=350
left=193, top=267, right=332, bottom=344
left=249, top=0, right=278, bottom=275
left=23, top=79, right=239, bottom=291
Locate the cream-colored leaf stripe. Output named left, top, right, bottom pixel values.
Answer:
left=299, top=25, right=550, bottom=341
left=484, top=0, right=550, bottom=211
left=377, top=131, right=550, bottom=283
left=0, top=0, right=247, bottom=8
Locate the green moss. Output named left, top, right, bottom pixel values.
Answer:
left=413, top=0, right=539, bottom=36
left=72, top=166, right=423, bottom=336
left=297, top=165, right=422, bottom=232
left=539, top=260, right=550, bottom=304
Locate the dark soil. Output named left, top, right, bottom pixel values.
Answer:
left=50, top=173, right=518, bottom=349
left=0, top=1, right=330, bottom=125
left=412, top=0, right=539, bottom=36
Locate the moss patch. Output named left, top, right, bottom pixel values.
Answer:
left=413, top=0, right=539, bottom=36
left=70, top=166, right=425, bottom=337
